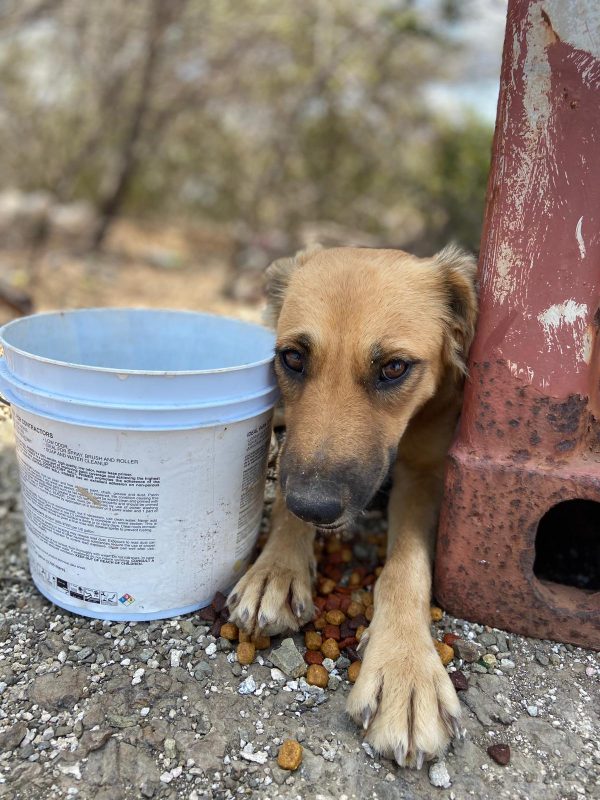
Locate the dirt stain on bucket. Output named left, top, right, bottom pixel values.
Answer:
left=76, top=486, right=103, bottom=507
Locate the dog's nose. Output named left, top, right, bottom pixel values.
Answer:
left=286, top=490, right=343, bottom=526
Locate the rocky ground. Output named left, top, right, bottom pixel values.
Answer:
left=0, top=411, right=599, bottom=800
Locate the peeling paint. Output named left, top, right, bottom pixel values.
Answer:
left=523, top=3, right=554, bottom=133
left=507, top=359, right=535, bottom=384
left=542, top=0, right=600, bottom=58
left=537, top=300, right=590, bottom=365
left=575, top=216, right=586, bottom=259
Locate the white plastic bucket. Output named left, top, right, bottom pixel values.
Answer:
left=0, top=308, right=278, bottom=621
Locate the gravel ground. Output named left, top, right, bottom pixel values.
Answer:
left=0, top=412, right=599, bottom=800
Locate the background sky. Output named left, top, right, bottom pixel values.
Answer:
left=426, top=0, right=508, bottom=121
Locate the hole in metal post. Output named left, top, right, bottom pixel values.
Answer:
left=534, top=499, right=600, bottom=591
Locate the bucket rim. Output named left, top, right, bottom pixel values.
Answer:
left=0, top=307, right=276, bottom=376
left=4, top=384, right=277, bottom=430
left=0, top=358, right=277, bottom=411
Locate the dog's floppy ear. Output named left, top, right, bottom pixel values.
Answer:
left=433, top=244, right=478, bottom=375
left=264, top=245, right=322, bottom=326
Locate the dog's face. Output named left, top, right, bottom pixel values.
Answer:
left=267, top=246, right=477, bottom=530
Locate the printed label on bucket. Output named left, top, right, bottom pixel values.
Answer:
left=11, top=407, right=273, bottom=618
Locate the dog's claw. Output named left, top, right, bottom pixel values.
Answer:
left=227, top=592, right=238, bottom=610
left=258, top=612, right=268, bottom=629
left=240, top=608, right=249, bottom=623
left=362, top=708, right=372, bottom=731
left=452, top=718, right=464, bottom=740
left=394, top=744, right=407, bottom=767
left=357, top=629, right=370, bottom=654
left=292, top=600, right=304, bottom=619
left=415, top=750, right=425, bottom=770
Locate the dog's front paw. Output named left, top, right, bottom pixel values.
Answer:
left=346, top=626, right=462, bottom=768
left=227, top=556, right=315, bottom=636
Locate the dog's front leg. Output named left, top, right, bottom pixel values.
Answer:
left=227, top=489, right=316, bottom=635
left=346, top=461, right=461, bottom=767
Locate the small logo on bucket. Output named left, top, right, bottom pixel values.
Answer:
left=119, top=593, right=135, bottom=606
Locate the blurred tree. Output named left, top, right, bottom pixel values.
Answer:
left=411, top=117, right=493, bottom=253
left=0, top=0, right=492, bottom=252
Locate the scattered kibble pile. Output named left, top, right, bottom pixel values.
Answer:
left=204, top=534, right=464, bottom=689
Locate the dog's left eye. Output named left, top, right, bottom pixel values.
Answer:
left=280, top=349, right=305, bottom=373
left=379, top=359, right=410, bottom=382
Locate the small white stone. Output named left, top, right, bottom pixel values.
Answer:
left=205, top=643, right=217, bottom=657
left=131, top=668, right=145, bottom=686
left=170, top=650, right=182, bottom=668
left=270, top=668, right=286, bottom=683
left=240, top=748, right=268, bottom=764
left=140, top=707, right=150, bottom=717
left=527, top=705, right=539, bottom=717
left=429, top=761, right=451, bottom=789
left=58, top=762, right=82, bottom=780
left=238, top=675, right=256, bottom=695
left=361, top=741, right=375, bottom=759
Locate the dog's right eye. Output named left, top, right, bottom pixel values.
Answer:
left=280, top=349, right=305, bottom=374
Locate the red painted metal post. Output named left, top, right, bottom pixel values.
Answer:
left=435, top=0, right=600, bottom=649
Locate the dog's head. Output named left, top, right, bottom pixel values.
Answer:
left=267, top=246, right=477, bottom=530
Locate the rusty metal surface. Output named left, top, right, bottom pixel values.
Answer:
left=435, top=0, right=600, bottom=650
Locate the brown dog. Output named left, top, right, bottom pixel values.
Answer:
left=228, top=245, right=478, bottom=767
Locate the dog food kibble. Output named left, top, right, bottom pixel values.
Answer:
left=341, top=547, right=353, bottom=563
left=324, top=594, right=341, bottom=611
left=349, top=571, right=362, bottom=588
left=220, top=622, right=239, bottom=640
left=277, top=739, right=303, bottom=771
left=346, top=601, right=364, bottom=618
left=323, top=624, right=341, bottom=641
left=306, top=664, right=329, bottom=688
left=239, top=630, right=251, bottom=643
left=443, top=632, right=460, bottom=647
left=319, top=578, right=337, bottom=595
left=314, top=616, right=327, bottom=631
left=236, top=642, right=256, bottom=665
left=325, top=609, right=346, bottom=626
left=433, top=640, right=454, bottom=666
left=321, top=637, right=340, bottom=660
left=430, top=606, right=443, bottom=622
left=339, top=594, right=352, bottom=613
left=347, top=661, right=361, bottom=682
left=365, top=605, right=374, bottom=621
left=305, top=631, right=322, bottom=650
left=304, top=649, right=324, bottom=666
left=487, top=743, right=510, bottom=766
left=355, top=624, right=367, bottom=641
left=252, top=634, right=271, bottom=650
